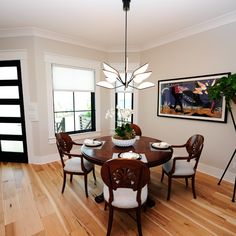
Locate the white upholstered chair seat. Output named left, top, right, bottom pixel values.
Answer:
left=64, top=157, right=94, bottom=173
left=163, top=157, right=196, bottom=176
left=103, top=184, right=148, bottom=208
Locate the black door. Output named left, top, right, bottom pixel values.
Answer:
left=0, top=60, right=28, bottom=163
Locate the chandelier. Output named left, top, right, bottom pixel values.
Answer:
left=96, top=0, right=155, bottom=90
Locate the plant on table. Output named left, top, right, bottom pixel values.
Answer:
left=105, top=107, right=135, bottom=140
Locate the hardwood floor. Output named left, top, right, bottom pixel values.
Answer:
left=0, top=161, right=235, bottom=236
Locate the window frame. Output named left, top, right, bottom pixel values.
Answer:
left=45, top=53, right=101, bottom=143
left=52, top=64, right=96, bottom=134
left=115, top=92, right=134, bottom=127
left=53, top=91, right=96, bottom=134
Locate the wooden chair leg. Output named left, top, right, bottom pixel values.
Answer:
left=161, top=168, right=164, bottom=182
left=70, top=174, right=73, bottom=182
left=104, top=202, right=108, bottom=211
left=185, top=177, right=188, bottom=188
left=107, top=207, right=114, bottom=236
left=92, top=167, right=96, bottom=185
left=192, top=175, right=196, bottom=199
left=136, top=207, right=143, bottom=236
left=84, top=174, right=88, bottom=198
left=167, top=176, right=172, bottom=200
left=62, top=172, right=66, bottom=193
left=143, top=203, right=147, bottom=213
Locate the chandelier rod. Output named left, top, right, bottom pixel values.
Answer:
left=97, top=0, right=155, bottom=90
left=124, top=6, right=128, bottom=87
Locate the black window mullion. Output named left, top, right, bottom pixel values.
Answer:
left=0, top=80, right=19, bottom=86
left=0, top=117, right=22, bottom=122
left=0, top=134, right=24, bottom=141
left=131, top=93, right=134, bottom=123
left=73, top=92, right=76, bottom=131
left=0, top=99, right=21, bottom=104
left=91, top=92, right=96, bottom=131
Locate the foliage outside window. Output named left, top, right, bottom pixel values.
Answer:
left=52, top=65, right=95, bottom=134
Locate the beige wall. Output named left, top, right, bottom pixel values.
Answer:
left=139, top=22, right=236, bottom=178
left=0, top=22, right=235, bottom=180
left=0, top=36, right=110, bottom=162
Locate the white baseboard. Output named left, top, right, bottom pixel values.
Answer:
left=198, top=162, right=235, bottom=184
left=29, top=153, right=58, bottom=164
left=30, top=153, right=235, bottom=184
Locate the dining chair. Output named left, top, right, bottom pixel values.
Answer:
left=101, top=158, right=150, bottom=236
left=55, top=132, right=96, bottom=197
left=161, top=134, right=204, bottom=200
left=130, top=123, right=142, bottom=136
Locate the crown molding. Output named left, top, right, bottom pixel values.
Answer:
left=0, top=27, right=110, bottom=52
left=142, top=10, right=236, bottom=51
left=0, top=11, right=236, bottom=52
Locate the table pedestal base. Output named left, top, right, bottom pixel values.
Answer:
left=95, top=193, right=104, bottom=203
left=146, top=196, right=156, bottom=208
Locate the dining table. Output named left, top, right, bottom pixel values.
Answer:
left=81, top=135, right=173, bottom=206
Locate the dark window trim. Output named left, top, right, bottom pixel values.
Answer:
left=115, top=92, right=134, bottom=128
left=53, top=91, right=95, bottom=134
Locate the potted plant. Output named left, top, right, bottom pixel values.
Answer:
left=105, top=107, right=136, bottom=147
left=208, top=73, right=236, bottom=131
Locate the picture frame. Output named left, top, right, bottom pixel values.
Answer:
left=157, top=72, right=230, bottom=123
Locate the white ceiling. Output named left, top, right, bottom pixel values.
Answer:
left=1, top=0, right=236, bottom=52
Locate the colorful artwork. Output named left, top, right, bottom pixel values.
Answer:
left=157, top=73, right=229, bottom=122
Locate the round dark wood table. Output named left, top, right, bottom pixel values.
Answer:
left=81, top=136, right=173, bottom=167
left=81, top=135, right=173, bottom=206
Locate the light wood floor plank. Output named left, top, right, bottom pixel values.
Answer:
left=0, top=161, right=235, bottom=236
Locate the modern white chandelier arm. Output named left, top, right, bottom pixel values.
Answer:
left=96, top=0, right=155, bottom=90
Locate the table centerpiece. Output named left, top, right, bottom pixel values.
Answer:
left=105, top=107, right=136, bottom=147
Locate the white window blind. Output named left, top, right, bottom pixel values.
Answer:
left=52, top=65, right=95, bottom=92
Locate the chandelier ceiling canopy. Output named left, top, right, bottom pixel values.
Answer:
left=97, top=0, right=155, bottom=90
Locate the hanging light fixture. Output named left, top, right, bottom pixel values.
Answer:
left=97, top=0, right=155, bottom=90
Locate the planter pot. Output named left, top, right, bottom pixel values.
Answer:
left=112, top=137, right=136, bottom=147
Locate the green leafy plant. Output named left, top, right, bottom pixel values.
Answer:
left=105, top=107, right=135, bottom=140
left=208, top=73, right=236, bottom=109
left=208, top=73, right=236, bottom=131
left=114, top=123, right=135, bottom=140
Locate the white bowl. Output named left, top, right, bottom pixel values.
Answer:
left=112, top=137, right=136, bottom=147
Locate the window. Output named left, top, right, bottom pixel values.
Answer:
left=115, top=73, right=133, bottom=127
left=52, top=64, right=95, bottom=134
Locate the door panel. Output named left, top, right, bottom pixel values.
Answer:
left=0, top=60, right=28, bottom=163
left=0, top=123, right=22, bottom=135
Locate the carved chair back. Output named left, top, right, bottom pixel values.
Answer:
left=101, top=159, right=150, bottom=206
left=55, top=132, right=74, bottom=167
left=130, top=123, right=142, bottom=136
left=185, top=134, right=204, bottom=169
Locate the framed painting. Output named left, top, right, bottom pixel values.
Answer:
left=157, top=72, right=230, bottom=122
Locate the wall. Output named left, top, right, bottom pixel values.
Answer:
left=0, top=22, right=235, bottom=182
left=139, top=22, right=236, bottom=181
left=0, top=36, right=110, bottom=163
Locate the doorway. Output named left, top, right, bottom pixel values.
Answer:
left=0, top=60, right=28, bottom=163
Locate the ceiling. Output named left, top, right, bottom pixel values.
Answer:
left=1, top=0, right=236, bottom=52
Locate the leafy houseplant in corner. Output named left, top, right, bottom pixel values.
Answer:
left=106, top=107, right=136, bottom=147
left=208, top=73, right=236, bottom=191
left=208, top=73, right=236, bottom=131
